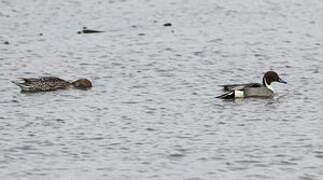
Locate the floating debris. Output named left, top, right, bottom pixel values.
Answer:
left=163, top=23, right=172, bottom=27
left=4, top=41, right=9, bottom=45
left=77, top=27, right=105, bottom=34
left=146, top=128, right=156, bottom=131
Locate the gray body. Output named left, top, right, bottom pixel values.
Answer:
left=222, top=83, right=273, bottom=97
left=242, top=85, right=273, bottom=97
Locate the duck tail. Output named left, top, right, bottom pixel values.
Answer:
left=11, top=81, right=30, bottom=91
left=216, top=91, right=235, bottom=99
left=11, top=80, right=23, bottom=87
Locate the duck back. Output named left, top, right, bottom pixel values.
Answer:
left=13, top=77, right=71, bottom=92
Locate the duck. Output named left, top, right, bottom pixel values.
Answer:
left=12, top=77, right=92, bottom=92
left=216, top=71, right=287, bottom=99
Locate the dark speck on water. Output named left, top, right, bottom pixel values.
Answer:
left=163, top=23, right=172, bottom=27
left=77, top=27, right=105, bottom=34
left=4, top=41, right=9, bottom=45
left=146, top=127, right=156, bottom=131
left=168, top=153, right=185, bottom=159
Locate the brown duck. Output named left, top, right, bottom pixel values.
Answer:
left=12, top=77, right=92, bottom=92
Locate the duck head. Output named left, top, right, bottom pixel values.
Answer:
left=262, top=71, right=287, bottom=85
left=72, top=79, right=92, bottom=89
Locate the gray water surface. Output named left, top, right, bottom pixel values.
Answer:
left=1, top=0, right=323, bottom=179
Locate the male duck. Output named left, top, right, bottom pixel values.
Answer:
left=216, top=71, right=287, bottom=99
left=12, top=77, right=92, bottom=92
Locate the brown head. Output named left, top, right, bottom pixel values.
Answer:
left=72, top=79, right=92, bottom=89
left=262, top=71, right=287, bottom=85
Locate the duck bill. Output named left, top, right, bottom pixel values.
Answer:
left=278, top=78, right=287, bottom=84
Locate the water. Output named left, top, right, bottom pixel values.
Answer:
left=1, top=0, right=323, bottom=179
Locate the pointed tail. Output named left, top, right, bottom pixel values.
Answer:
left=11, top=80, right=22, bottom=86
left=11, top=81, right=30, bottom=91
left=216, top=91, right=235, bottom=99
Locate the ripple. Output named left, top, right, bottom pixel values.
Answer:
left=1, top=0, right=323, bottom=180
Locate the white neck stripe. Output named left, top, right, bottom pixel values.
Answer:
left=264, top=78, right=274, bottom=92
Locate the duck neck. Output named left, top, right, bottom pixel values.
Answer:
left=71, top=81, right=78, bottom=87
left=263, top=77, right=274, bottom=92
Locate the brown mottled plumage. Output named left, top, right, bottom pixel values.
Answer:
left=12, top=77, right=92, bottom=92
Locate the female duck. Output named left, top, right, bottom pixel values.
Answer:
left=12, top=77, right=92, bottom=92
